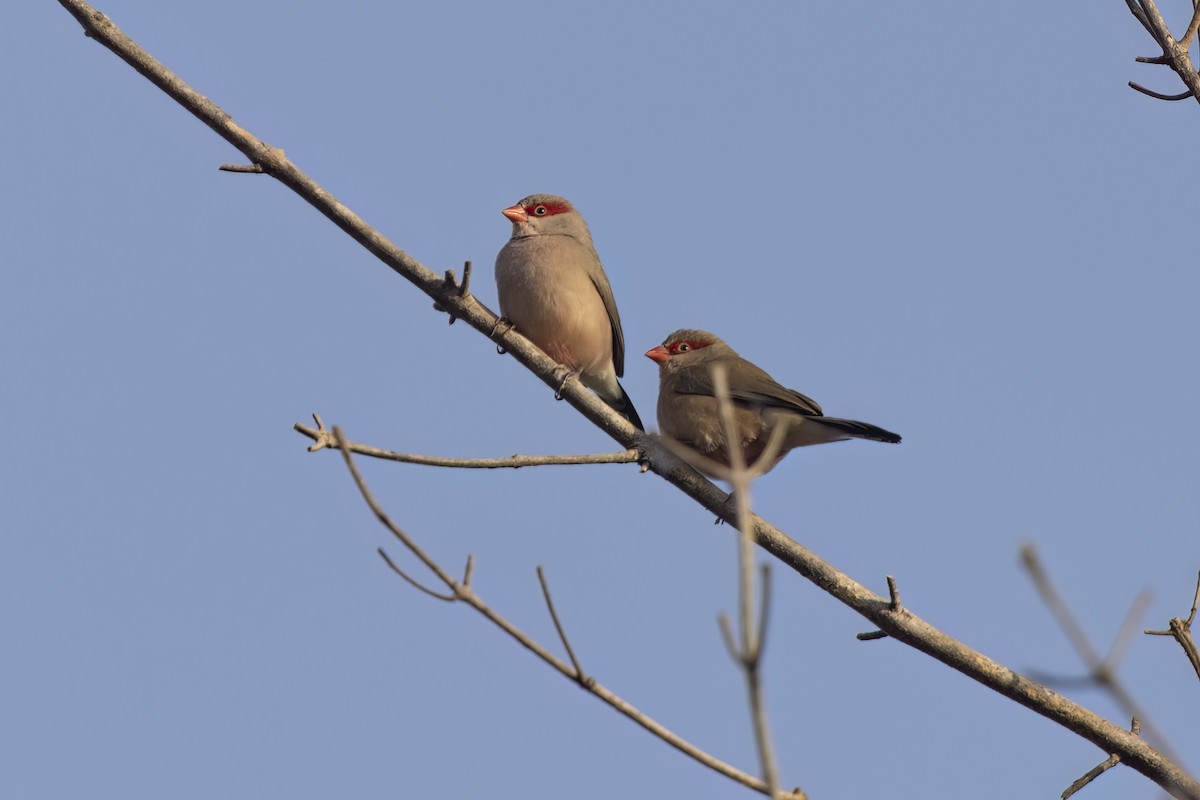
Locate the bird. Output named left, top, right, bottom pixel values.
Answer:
left=494, top=193, right=644, bottom=430
left=645, top=329, right=899, bottom=476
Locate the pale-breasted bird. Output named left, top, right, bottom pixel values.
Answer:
left=495, top=194, right=643, bottom=430
left=645, top=329, right=899, bottom=476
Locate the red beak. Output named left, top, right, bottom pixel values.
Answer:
left=501, top=204, right=527, bottom=223
left=645, top=345, right=669, bottom=364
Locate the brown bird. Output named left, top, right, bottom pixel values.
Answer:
left=645, top=329, right=899, bottom=476
left=495, top=194, right=643, bottom=429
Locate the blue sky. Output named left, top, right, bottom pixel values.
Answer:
left=5, top=2, right=1198, bottom=798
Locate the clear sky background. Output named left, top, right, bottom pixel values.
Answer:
left=5, top=2, right=1199, bottom=798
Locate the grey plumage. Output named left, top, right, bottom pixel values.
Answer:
left=646, top=329, right=899, bottom=476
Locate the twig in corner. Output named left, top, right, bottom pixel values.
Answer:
left=1145, top=570, right=1200, bottom=683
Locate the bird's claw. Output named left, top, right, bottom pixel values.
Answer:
left=491, top=317, right=514, bottom=354
left=554, top=369, right=581, bottom=401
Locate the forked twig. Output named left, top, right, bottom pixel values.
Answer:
left=1145, top=571, right=1200, bottom=683
left=710, top=364, right=784, bottom=798
left=1125, top=0, right=1200, bottom=104
left=333, top=423, right=803, bottom=799
left=1020, top=543, right=1180, bottom=765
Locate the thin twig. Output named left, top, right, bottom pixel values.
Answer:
left=334, top=424, right=801, bottom=798
left=458, top=260, right=472, bottom=297
left=756, top=565, right=773, bottom=661
left=1019, top=543, right=1180, bottom=766
left=536, top=566, right=588, bottom=685
left=377, top=548, right=456, bottom=602
left=1062, top=717, right=1142, bottom=799
left=1125, top=0, right=1200, bottom=104
left=1181, top=1, right=1200, bottom=50
left=296, top=413, right=639, bottom=467
left=1129, top=82, right=1193, bottom=100
left=711, top=364, right=783, bottom=797
left=1145, top=571, right=1200, bottom=683
left=1105, top=588, right=1155, bottom=667
left=886, top=575, right=902, bottom=611
left=1125, top=0, right=1153, bottom=34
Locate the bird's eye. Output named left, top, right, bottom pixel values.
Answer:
left=533, top=205, right=548, bottom=216
left=676, top=342, right=690, bottom=352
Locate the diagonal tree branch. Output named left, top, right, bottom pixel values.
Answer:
left=54, top=3, right=1200, bottom=797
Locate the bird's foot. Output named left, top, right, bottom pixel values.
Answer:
left=491, top=317, right=515, bottom=354
left=713, top=491, right=737, bottom=525
left=553, top=369, right=581, bottom=401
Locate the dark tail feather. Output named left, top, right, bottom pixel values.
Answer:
left=820, top=417, right=901, bottom=444
left=609, top=381, right=645, bottom=431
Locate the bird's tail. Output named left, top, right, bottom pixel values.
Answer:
left=608, top=381, right=645, bottom=431
left=816, top=417, right=901, bottom=444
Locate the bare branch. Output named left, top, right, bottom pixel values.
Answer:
left=296, top=413, right=639, bottom=467
left=56, top=4, right=1200, bottom=795
left=1020, top=543, right=1179, bottom=765
left=1128, top=82, right=1193, bottom=101
left=1145, top=571, right=1200, bottom=683
left=332, top=424, right=801, bottom=798
left=1020, top=543, right=1104, bottom=665
left=1181, top=2, right=1200, bottom=50
left=1125, top=0, right=1200, bottom=104
left=1062, top=717, right=1142, bottom=800
left=756, top=564, right=773, bottom=662
left=1125, top=0, right=1153, bottom=34
left=536, top=566, right=588, bottom=685
left=376, top=548, right=456, bottom=602
left=710, top=363, right=784, bottom=797
left=218, top=163, right=264, bottom=173
left=886, top=575, right=902, bottom=612
left=1104, top=588, right=1154, bottom=668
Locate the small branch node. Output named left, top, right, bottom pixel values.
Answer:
left=462, top=554, right=475, bottom=587
left=886, top=575, right=902, bottom=612
left=218, top=163, right=265, bottom=173
left=1061, top=714, right=1140, bottom=799
left=857, top=630, right=889, bottom=641
left=459, top=260, right=473, bottom=297
left=294, top=412, right=338, bottom=452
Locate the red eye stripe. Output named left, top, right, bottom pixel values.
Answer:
left=524, top=201, right=573, bottom=217
left=668, top=339, right=710, bottom=355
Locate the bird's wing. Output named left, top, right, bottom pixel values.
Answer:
left=584, top=258, right=626, bottom=378
left=671, top=359, right=824, bottom=417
